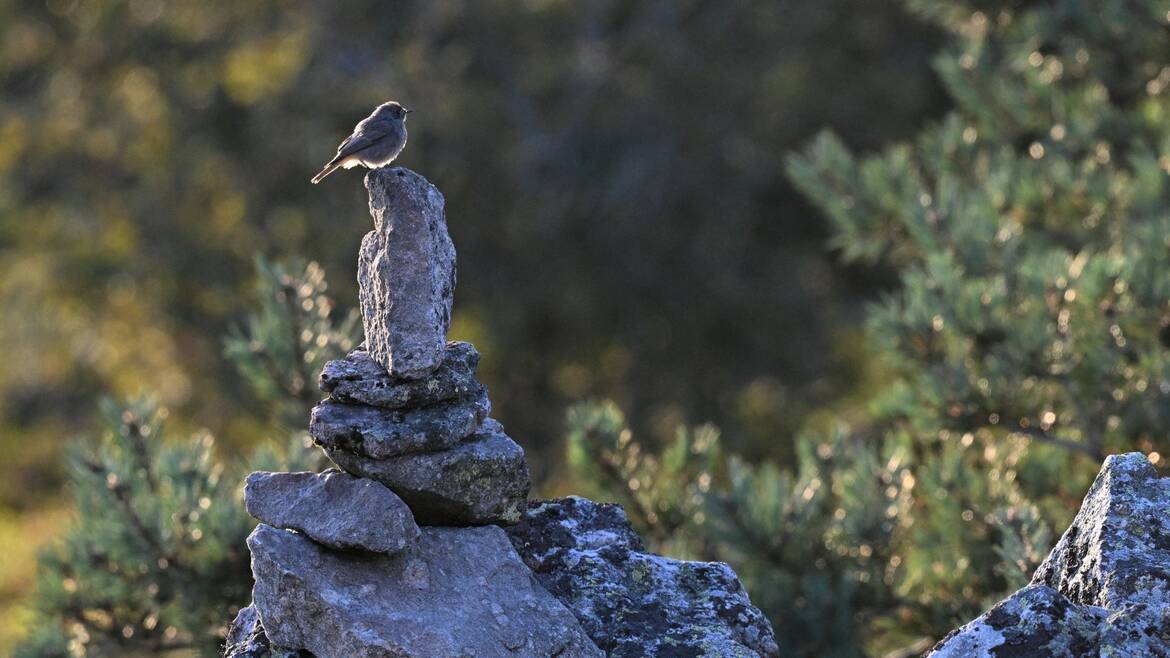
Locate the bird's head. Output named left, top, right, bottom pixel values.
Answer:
left=376, top=101, right=412, bottom=122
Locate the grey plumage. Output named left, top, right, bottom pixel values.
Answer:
left=312, top=101, right=411, bottom=184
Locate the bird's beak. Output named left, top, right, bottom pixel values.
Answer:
left=405, top=108, right=413, bottom=114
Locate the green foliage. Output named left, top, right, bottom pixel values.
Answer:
left=784, top=0, right=1170, bottom=644
left=15, top=257, right=349, bottom=656
left=568, top=402, right=913, bottom=656
left=224, top=257, right=360, bottom=429
left=574, top=0, right=1170, bottom=655
left=788, top=1, right=1170, bottom=468
left=16, top=398, right=251, bottom=657
left=706, top=428, right=912, bottom=657
left=567, top=401, right=720, bottom=555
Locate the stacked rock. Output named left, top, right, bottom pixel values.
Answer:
left=311, top=167, right=531, bottom=526
left=224, top=167, right=778, bottom=658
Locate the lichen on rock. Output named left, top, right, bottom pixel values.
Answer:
left=505, top=497, right=781, bottom=657
left=929, top=453, right=1170, bottom=656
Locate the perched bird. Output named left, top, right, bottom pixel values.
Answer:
left=311, top=101, right=411, bottom=184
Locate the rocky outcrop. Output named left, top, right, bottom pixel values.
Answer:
left=225, top=166, right=775, bottom=658
left=358, top=168, right=455, bottom=379
left=248, top=523, right=603, bottom=658
left=928, top=453, right=1170, bottom=656
left=507, top=497, right=781, bottom=658
left=244, top=470, right=419, bottom=555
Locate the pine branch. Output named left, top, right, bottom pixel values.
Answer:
left=79, top=458, right=193, bottom=577
left=1009, top=426, right=1105, bottom=462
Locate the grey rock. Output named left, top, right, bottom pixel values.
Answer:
left=505, top=496, right=781, bottom=657
left=1030, top=453, right=1170, bottom=609
left=223, top=605, right=310, bottom=658
left=244, top=470, right=419, bottom=555
left=247, top=523, right=603, bottom=658
left=358, top=167, right=455, bottom=379
left=308, top=386, right=489, bottom=460
left=320, top=341, right=481, bottom=409
left=926, top=585, right=1106, bottom=657
left=323, top=419, right=530, bottom=526
left=928, top=453, right=1170, bottom=656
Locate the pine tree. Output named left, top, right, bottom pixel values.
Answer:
left=17, top=258, right=356, bottom=657
left=571, top=0, right=1170, bottom=654
left=223, top=257, right=360, bottom=430
left=568, top=402, right=913, bottom=656
left=787, top=0, right=1170, bottom=641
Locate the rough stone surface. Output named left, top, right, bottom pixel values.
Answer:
left=224, top=605, right=309, bottom=658
left=505, top=496, right=781, bottom=657
left=320, top=341, right=480, bottom=409
left=928, top=453, right=1170, bottom=656
left=308, top=386, right=489, bottom=460
left=358, top=167, right=455, bottom=380
left=247, top=523, right=603, bottom=658
left=244, top=470, right=419, bottom=555
left=324, top=419, right=530, bottom=526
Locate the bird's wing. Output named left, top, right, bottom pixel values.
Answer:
left=329, top=120, right=391, bottom=164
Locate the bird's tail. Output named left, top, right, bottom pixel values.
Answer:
left=311, top=161, right=343, bottom=184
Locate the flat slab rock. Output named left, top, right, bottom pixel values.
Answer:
left=247, top=523, right=603, bottom=658
left=505, top=496, right=781, bottom=657
left=324, top=419, right=530, bottom=526
left=359, top=167, right=455, bottom=380
left=320, top=341, right=481, bottom=409
left=309, top=386, right=489, bottom=460
left=244, top=470, right=419, bottom=555
left=929, top=453, right=1170, bottom=656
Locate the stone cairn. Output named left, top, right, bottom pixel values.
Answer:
left=223, top=168, right=780, bottom=658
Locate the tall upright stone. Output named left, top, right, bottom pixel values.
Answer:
left=359, top=168, right=455, bottom=379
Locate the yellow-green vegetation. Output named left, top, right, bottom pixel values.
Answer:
left=0, top=506, right=69, bottom=655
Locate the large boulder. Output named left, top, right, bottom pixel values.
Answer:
left=319, top=342, right=481, bottom=409
left=505, top=497, right=781, bottom=657
left=928, top=453, right=1170, bottom=656
left=323, top=419, right=530, bottom=526
left=308, top=387, right=489, bottom=460
left=358, top=168, right=455, bottom=379
left=247, top=523, right=603, bottom=658
left=244, top=470, right=419, bottom=555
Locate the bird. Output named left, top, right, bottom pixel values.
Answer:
left=311, top=101, right=411, bottom=184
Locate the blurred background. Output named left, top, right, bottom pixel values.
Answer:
left=6, top=0, right=1169, bottom=656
